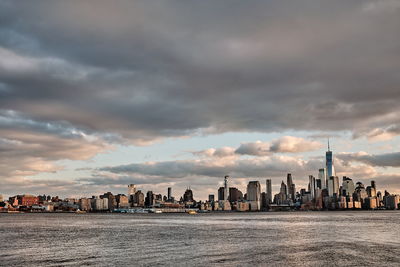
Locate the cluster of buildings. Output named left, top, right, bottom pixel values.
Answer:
left=200, top=143, right=400, bottom=211
left=1, top=143, right=399, bottom=213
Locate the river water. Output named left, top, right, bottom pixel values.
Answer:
left=0, top=211, right=399, bottom=266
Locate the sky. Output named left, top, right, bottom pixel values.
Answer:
left=0, top=0, right=400, bottom=200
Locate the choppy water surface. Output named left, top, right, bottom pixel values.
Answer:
left=0, top=211, right=399, bottom=266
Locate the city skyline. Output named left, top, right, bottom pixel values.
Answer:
left=1, top=135, right=399, bottom=200
left=1, top=144, right=398, bottom=207
left=1, top=1, right=400, bottom=200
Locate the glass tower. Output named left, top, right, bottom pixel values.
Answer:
left=326, top=139, right=335, bottom=178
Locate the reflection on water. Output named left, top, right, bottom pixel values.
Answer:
left=0, top=211, right=399, bottom=266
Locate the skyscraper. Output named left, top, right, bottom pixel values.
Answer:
left=266, top=179, right=272, bottom=204
left=134, top=190, right=145, bottom=207
left=218, top=187, right=225, bottom=201
left=342, top=176, right=355, bottom=196
left=287, top=173, right=297, bottom=201
left=229, top=187, right=243, bottom=202
left=287, top=173, right=295, bottom=201
left=309, top=175, right=316, bottom=199
left=247, top=181, right=261, bottom=201
left=280, top=181, right=287, bottom=201
left=247, top=181, right=261, bottom=210
left=167, top=187, right=172, bottom=200
left=128, top=184, right=136, bottom=196
left=328, top=176, right=339, bottom=197
left=183, top=188, right=194, bottom=202
left=224, top=175, right=229, bottom=201
left=326, top=139, right=335, bottom=178
left=318, top=168, right=327, bottom=189
left=145, top=191, right=154, bottom=207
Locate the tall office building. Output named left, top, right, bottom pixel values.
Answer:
left=318, top=168, right=327, bottom=189
left=309, top=175, right=316, bottom=199
left=134, top=190, right=145, bottom=207
left=287, top=173, right=295, bottom=201
left=145, top=191, right=154, bottom=207
left=229, top=187, right=243, bottom=202
left=326, top=139, right=335, bottom=178
left=128, top=184, right=136, bottom=196
left=280, top=181, right=287, bottom=201
left=316, top=179, right=322, bottom=189
left=247, top=181, right=261, bottom=201
left=371, top=180, right=376, bottom=189
left=354, top=182, right=368, bottom=201
left=328, top=176, right=339, bottom=197
left=101, top=192, right=116, bottom=211
left=342, top=177, right=355, bottom=196
left=266, top=179, right=272, bottom=204
left=167, top=187, right=172, bottom=200
left=224, top=175, right=229, bottom=201
left=183, top=188, right=194, bottom=202
left=218, top=187, right=225, bottom=201
left=247, top=181, right=261, bottom=211
left=287, top=173, right=293, bottom=189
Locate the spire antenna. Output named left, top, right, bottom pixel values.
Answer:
left=328, top=138, right=330, bottom=151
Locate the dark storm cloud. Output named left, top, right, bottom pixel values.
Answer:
left=0, top=0, right=399, bottom=143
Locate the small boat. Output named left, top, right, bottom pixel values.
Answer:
left=187, top=210, right=197, bottom=215
left=149, top=209, right=162, bottom=213
left=75, top=210, right=86, bottom=214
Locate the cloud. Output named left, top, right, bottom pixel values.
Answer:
left=192, top=147, right=236, bottom=158
left=92, top=154, right=399, bottom=199
left=235, top=141, right=271, bottom=156
left=1, top=1, right=400, bottom=196
left=100, top=156, right=321, bottom=179
left=354, top=125, right=400, bottom=142
left=0, top=0, right=399, bottom=143
left=337, top=151, right=400, bottom=167
left=0, top=110, right=112, bottom=192
left=196, top=136, right=323, bottom=157
left=269, top=136, right=323, bottom=153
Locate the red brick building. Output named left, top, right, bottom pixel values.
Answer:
left=12, top=195, right=39, bottom=206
